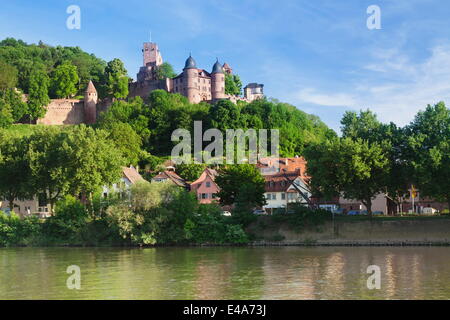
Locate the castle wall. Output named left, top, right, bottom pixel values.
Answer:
left=37, top=99, right=85, bottom=125
left=128, top=79, right=168, bottom=99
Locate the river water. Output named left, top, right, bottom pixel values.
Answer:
left=0, top=247, right=449, bottom=300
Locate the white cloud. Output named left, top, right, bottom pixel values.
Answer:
left=293, top=44, right=450, bottom=126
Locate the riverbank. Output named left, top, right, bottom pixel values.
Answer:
left=247, top=216, right=450, bottom=246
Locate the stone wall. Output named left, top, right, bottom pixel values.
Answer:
left=37, top=99, right=85, bottom=125
left=251, top=218, right=450, bottom=245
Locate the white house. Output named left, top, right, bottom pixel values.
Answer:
left=263, top=171, right=311, bottom=212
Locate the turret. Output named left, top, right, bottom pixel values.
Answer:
left=183, top=54, right=200, bottom=103
left=84, top=80, right=97, bottom=124
left=211, top=59, right=225, bottom=100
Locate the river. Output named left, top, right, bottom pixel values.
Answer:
left=0, top=247, right=449, bottom=299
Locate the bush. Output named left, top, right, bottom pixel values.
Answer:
left=42, top=195, right=88, bottom=244
left=271, top=204, right=332, bottom=231
left=0, top=211, right=41, bottom=246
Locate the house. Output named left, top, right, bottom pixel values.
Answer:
left=151, top=170, right=188, bottom=189
left=190, top=168, right=220, bottom=204
left=257, top=156, right=308, bottom=177
left=263, top=170, right=311, bottom=212
left=102, top=166, right=145, bottom=198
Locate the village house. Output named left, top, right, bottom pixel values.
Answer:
left=151, top=170, right=189, bottom=189
left=189, top=168, right=220, bottom=204
left=263, top=170, right=311, bottom=213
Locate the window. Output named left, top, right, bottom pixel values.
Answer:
left=206, top=182, right=211, bottom=188
left=266, top=194, right=271, bottom=200
left=281, top=193, right=286, bottom=200
left=201, top=193, right=208, bottom=199
left=272, top=193, right=277, bottom=200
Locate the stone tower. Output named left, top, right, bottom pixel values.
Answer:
left=84, top=80, right=98, bottom=124
left=143, top=42, right=163, bottom=67
left=211, top=59, right=225, bottom=100
left=183, top=55, right=200, bottom=103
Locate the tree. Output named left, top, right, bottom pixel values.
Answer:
left=224, top=73, right=242, bottom=96
left=27, top=125, right=125, bottom=213
left=50, top=61, right=79, bottom=98
left=304, top=138, right=389, bottom=217
left=27, top=68, right=50, bottom=120
left=0, top=130, right=32, bottom=210
left=155, top=62, right=177, bottom=80
left=103, top=122, right=143, bottom=166
left=0, top=88, right=27, bottom=125
left=105, top=58, right=129, bottom=99
left=406, top=102, right=450, bottom=210
left=175, top=163, right=207, bottom=182
left=216, top=164, right=266, bottom=208
left=0, top=60, right=18, bottom=91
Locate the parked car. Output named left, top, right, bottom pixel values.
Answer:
left=347, top=210, right=361, bottom=216
left=332, top=208, right=345, bottom=215
left=222, top=211, right=232, bottom=217
left=372, top=211, right=384, bottom=216
left=253, top=209, right=266, bottom=215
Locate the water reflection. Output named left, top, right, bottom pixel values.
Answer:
left=0, top=247, right=449, bottom=300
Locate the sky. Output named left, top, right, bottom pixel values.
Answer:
left=1, top=0, right=450, bottom=132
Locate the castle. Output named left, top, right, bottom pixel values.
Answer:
left=37, top=42, right=264, bottom=125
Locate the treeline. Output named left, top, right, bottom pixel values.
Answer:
left=0, top=181, right=249, bottom=247
left=0, top=38, right=176, bottom=125
left=96, top=89, right=336, bottom=162
left=304, top=103, right=450, bottom=215
left=0, top=125, right=125, bottom=212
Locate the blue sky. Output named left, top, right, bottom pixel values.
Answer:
left=1, top=0, right=450, bottom=132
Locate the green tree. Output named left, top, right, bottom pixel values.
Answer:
left=305, top=138, right=389, bottom=217
left=103, top=122, right=143, bottom=166
left=216, top=164, right=266, bottom=208
left=406, top=102, right=450, bottom=209
left=27, top=68, right=50, bottom=120
left=155, top=62, right=177, bottom=80
left=50, top=61, right=79, bottom=98
left=0, top=60, right=18, bottom=91
left=225, top=73, right=242, bottom=96
left=175, top=163, right=206, bottom=181
left=0, top=130, right=32, bottom=210
left=105, top=58, right=129, bottom=99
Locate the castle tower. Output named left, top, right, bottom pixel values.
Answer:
left=211, top=59, right=225, bottom=100
left=183, top=54, right=200, bottom=103
left=222, top=62, right=232, bottom=74
left=84, top=80, right=98, bottom=124
left=143, top=42, right=163, bottom=67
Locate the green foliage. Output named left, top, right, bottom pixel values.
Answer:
left=406, top=102, right=450, bottom=208
left=224, top=73, right=242, bottom=96
left=155, top=62, right=177, bottom=80
left=0, top=38, right=107, bottom=96
left=27, top=68, right=50, bottom=120
left=0, top=88, right=28, bottom=126
left=0, top=60, right=18, bottom=90
left=105, top=58, right=129, bottom=99
left=270, top=205, right=332, bottom=232
left=42, top=195, right=88, bottom=243
left=175, top=163, right=206, bottom=181
left=216, top=164, right=266, bottom=207
left=0, top=211, right=41, bottom=246
left=50, top=61, right=79, bottom=98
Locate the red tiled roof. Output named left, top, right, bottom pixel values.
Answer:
left=122, top=166, right=145, bottom=184
left=152, top=171, right=187, bottom=187
left=264, top=171, right=304, bottom=192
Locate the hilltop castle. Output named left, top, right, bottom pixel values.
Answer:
left=37, top=42, right=264, bottom=125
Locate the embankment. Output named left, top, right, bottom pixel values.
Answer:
left=249, top=217, right=450, bottom=246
